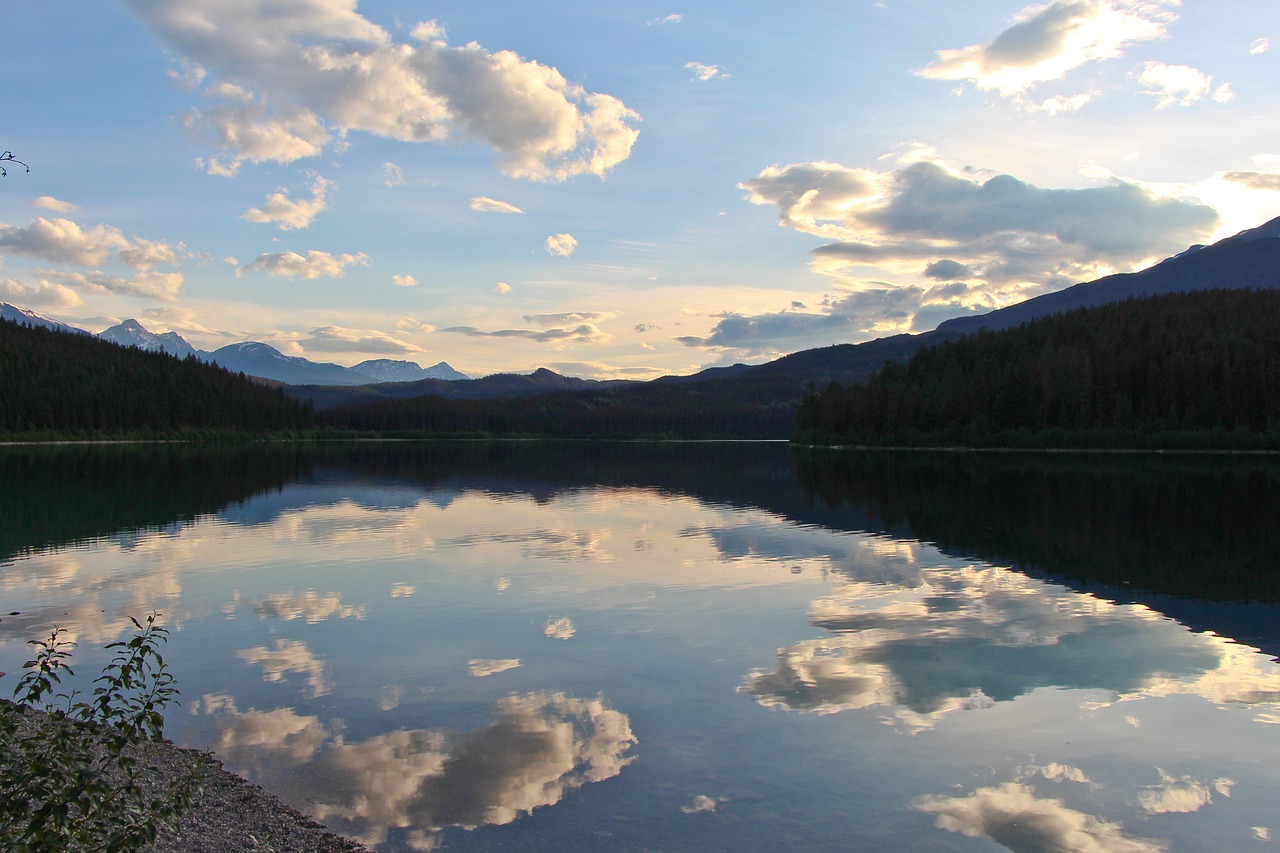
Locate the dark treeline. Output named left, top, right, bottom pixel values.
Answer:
left=0, top=320, right=314, bottom=437
left=0, top=444, right=315, bottom=562
left=318, top=380, right=797, bottom=438
left=796, top=289, right=1280, bottom=448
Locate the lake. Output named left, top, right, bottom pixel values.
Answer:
left=2, top=441, right=1279, bottom=851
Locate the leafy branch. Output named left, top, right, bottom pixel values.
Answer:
left=1, top=150, right=30, bottom=178
left=0, top=613, right=196, bottom=851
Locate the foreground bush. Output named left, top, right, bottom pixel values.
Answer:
left=0, top=614, right=195, bottom=851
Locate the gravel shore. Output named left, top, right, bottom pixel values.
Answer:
left=2, top=701, right=368, bottom=852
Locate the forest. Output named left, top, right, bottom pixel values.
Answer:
left=0, top=319, right=313, bottom=438
left=795, top=288, right=1280, bottom=448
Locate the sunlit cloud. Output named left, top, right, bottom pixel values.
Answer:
left=649, top=13, right=683, bottom=26
left=238, top=590, right=367, bottom=623
left=0, top=216, right=190, bottom=270
left=1250, top=38, right=1270, bottom=55
left=299, top=325, right=426, bottom=356
left=1136, top=62, right=1235, bottom=108
left=545, top=616, right=576, bottom=639
left=236, top=250, right=370, bottom=279
left=523, top=311, right=613, bottom=326
left=1135, top=771, right=1233, bottom=815
left=32, top=196, right=77, bottom=213
left=546, top=232, right=578, bottom=257
left=238, top=638, right=330, bottom=697
left=471, top=196, right=525, bottom=214
left=391, top=273, right=418, bottom=287
left=1221, top=171, right=1280, bottom=192
left=242, top=174, right=332, bottom=230
left=2, top=277, right=84, bottom=309
left=685, top=61, right=728, bottom=81
left=916, top=783, right=1166, bottom=852
left=33, top=268, right=185, bottom=302
left=495, top=281, right=513, bottom=294
left=468, top=658, right=521, bottom=677
left=131, top=1, right=640, bottom=181
left=917, top=0, right=1174, bottom=97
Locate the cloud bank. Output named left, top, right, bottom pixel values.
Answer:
left=130, top=0, right=640, bottom=181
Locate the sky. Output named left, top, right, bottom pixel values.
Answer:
left=1, top=0, right=1278, bottom=379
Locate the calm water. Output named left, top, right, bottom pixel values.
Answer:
left=2, top=442, right=1279, bottom=851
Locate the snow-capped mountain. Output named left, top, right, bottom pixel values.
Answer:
left=99, top=319, right=197, bottom=358
left=0, top=301, right=85, bottom=334
left=350, top=359, right=470, bottom=383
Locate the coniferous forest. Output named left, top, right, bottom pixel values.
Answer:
left=796, top=289, right=1280, bottom=448
left=0, top=319, right=313, bottom=438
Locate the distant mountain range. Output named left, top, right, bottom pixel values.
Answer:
left=0, top=308, right=471, bottom=386
left=5, top=212, right=1280, bottom=409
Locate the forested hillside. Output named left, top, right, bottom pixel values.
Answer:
left=796, top=289, right=1280, bottom=448
left=0, top=319, right=314, bottom=438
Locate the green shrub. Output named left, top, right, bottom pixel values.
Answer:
left=0, top=613, right=195, bottom=851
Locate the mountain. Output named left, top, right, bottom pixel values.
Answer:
left=99, top=319, right=197, bottom=358
left=349, top=359, right=470, bottom=383
left=206, top=342, right=358, bottom=386
left=294, top=366, right=636, bottom=409
left=0, top=301, right=84, bottom=334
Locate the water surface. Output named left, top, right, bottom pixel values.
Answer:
left=2, top=442, right=1278, bottom=851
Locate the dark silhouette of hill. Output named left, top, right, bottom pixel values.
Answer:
left=797, top=288, right=1280, bottom=448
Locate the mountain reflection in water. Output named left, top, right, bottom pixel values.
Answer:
left=1, top=441, right=1278, bottom=851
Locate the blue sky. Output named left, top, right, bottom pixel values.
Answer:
left=2, top=0, right=1277, bottom=378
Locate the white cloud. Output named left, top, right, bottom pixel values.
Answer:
left=1135, top=771, right=1231, bottom=815
left=391, top=274, right=418, bottom=287
left=237, top=638, right=330, bottom=698
left=300, top=325, right=426, bottom=355
left=383, top=161, right=403, bottom=187
left=495, top=281, right=513, bottom=294
left=544, top=616, right=576, bottom=639
left=546, top=232, right=578, bottom=257
left=471, top=196, right=525, bottom=214
left=240, top=590, right=366, bottom=623
left=1137, top=62, right=1235, bottom=108
left=130, top=0, right=640, bottom=181
left=649, top=14, right=683, bottom=26
left=918, top=1, right=1174, bottom=96
left=395, top=317, right=436, bottom=334
left=468, top=658, right=521, bottom=677
left=32, top=196, right=77, bottom=213
left=916, top=783, right=1166, bottom=852
left=242, top=175, right=332, bottom=230
left=685, top=62, right=728, bottom=81
left=35, top=268, right=185, bottom=302
left=0, top=216, right=189, bottom=270
left=1029, top=90, right=1098, bottom=114
left=2, top=277, right=83, bottom=309
left=1250, top=38, right=1270, bottom=55
left=237, top=250, right=369, bottom=279
left=523, top=311, right=613, bottom=326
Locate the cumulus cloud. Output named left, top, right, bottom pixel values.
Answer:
left=300, top=326, right=426, bottom=355
left=130, top=0, right=640, bottom=181
left=546, top=232, right=578, bottom=257
left=685, top=62, right=728, bottom=81
left=0, top=216, right=189, bottom=270
left=471, top=196, right=524, bottom=214
left=238, top=638, right=330, bottom=697
left=395, top=317, right=436, bottom=334
left=391, top=274, right=418, bottom=287
left=1029, top=90, right=1098, bottom=114
left=1135, top=771, right=1232, bottom=815
left=237, top=250, right=369, bottom=279
left=495, top=281, right=513, bottom=293
left=2, top=277, right=84, bottom=309
left=917, top=0, right=1173, bottom=96
left=1222, top=171, right=1280, bottom=191
left=440, top=323, right=608, bottom=345
left=916, top=783, right=1166, bottom=852
left=728, top=153, right=1221, bottom=356
left=1136, top=62, right=1235, bottom=108
left=238, top=589, right=366, bottom=623
left=242, top=174, right=332, bottom=230
left=34, top=268, right=185, bottom=302
left=32, top=196, right=77, bottom=213
left=544, top=616, right=576, bottom=639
